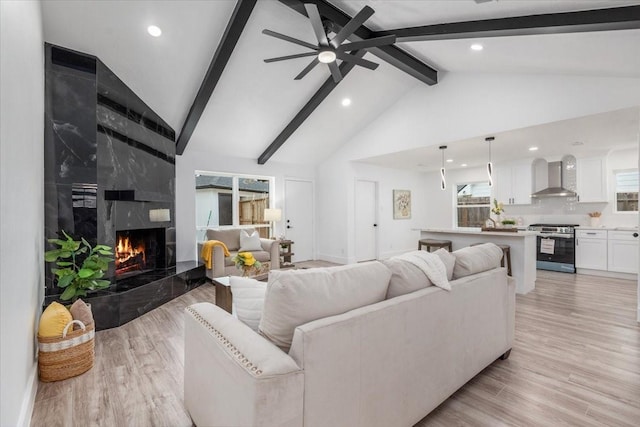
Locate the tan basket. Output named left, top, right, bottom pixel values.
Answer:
left=38, top=319, right=95, bottom=382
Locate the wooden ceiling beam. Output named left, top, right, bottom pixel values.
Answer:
left=176, top=0, right=257, bottom=155
left=375, top=5, right=640, bottom=42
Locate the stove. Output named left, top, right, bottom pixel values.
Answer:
left=527, top=224, right=579, bottom=273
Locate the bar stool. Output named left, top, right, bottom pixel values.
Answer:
left=418, top=239, right=452, bottom=252
left=470, top=243, right=512, bottom=276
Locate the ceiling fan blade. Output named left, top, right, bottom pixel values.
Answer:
left=264, top=52, right=318, bottom=63
left=295, top=58, right=320, bottom=80
left=304, top=4, right=329, bottom=46
left=338, top=35, right=396, bottom=52
left=336, top=52, right=379, bottom=70
left=262, top=29, right=318, bottom=51
left=328, top=61, right=343, bottom=83
left=331, top=6, right=374, bottom=47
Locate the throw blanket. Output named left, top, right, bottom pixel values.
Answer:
left=200, top=240, right=230, bottom=269
left=393, top=251, right=451, bottom=291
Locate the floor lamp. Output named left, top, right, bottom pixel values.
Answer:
left=263, top=208, right=282, bottom=239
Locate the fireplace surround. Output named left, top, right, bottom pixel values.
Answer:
left=44, top=44, right=204, bottom=329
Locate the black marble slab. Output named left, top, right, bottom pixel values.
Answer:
left=44, top=262, right=206, bottom=331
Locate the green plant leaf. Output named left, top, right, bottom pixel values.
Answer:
left=60, top=285, right=77, bottom=301
left=94, top=245, right=112, bottom=251
left=58, top=251, right=72, bottom=259
left=77, top=268, right=94, bottom=278
left=56, top=261, right=73, bottom=267
left=57, top=274, right=74, bottom=288
left=77, top=247, right=88, bottom=254
left=94, top=279, right=111, bottom=288
left=48, top=238, right=66, bottom=246
left=96, top=250, right=114, bottom=256
left=54, top=268, right=72, bottom=277
left=44, top=250, right=63, bottom=262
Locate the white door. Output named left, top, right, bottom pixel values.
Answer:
left=355, top=180, right=378, bottom=262
left=284, top=179, right=314, bottom=262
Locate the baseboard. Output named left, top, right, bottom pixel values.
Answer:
left=576, top=268, right=638, bottom=281
left=16, top=364, right=38, bottom=427
left=316, top=253, right=348, bottom=265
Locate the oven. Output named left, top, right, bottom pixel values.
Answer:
left=528, top=224, right=577, bottom=273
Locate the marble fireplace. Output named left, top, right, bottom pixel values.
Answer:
left=44, top=44, right=204, bottom=329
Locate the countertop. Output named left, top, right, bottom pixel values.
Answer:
left=576, top=226, right=639, bottom=231
left=418, top=228, right=537, bottom=237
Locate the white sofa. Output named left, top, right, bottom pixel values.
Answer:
left=184, top=247, right=515, bottom=427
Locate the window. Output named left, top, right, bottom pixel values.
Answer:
left=195, top=172, right=273, bottom=238
left=456, top=182, right=491, bottom=228
left=614, top=170, right=638, bottom=212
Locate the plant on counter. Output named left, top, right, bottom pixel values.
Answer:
left=588, top=212, right=601, bottom=218
left=44, top=230, right=114, bottom=301
left=501, top=219, right=516, bottom=226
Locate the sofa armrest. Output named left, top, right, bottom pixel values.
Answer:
left=261, top=238, right=280, bottom=269
left=184, top=303, right=303, bottom=427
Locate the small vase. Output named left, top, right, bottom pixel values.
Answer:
left=590, top=217, right=601, bottom=227
left=242, top=266, right=253, bottom=277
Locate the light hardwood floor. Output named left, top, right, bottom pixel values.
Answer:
left=31, top=269, right=639, bottom=426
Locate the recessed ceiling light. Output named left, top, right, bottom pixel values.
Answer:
left=529, top=146, right=539, bottom=151
left=461, top=163, right=468, bottom=167
left=446, top=159, right=453, bottom=163
left=147, top=25, right=162, bottom=37
left=470, top=44, right=483, bottom=51
left=341, top=98, right=351, bottom=107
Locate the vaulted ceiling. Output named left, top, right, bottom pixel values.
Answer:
left=42, top=0, right=640, bottom=166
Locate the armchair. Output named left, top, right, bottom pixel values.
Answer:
left=199, top=228, right=280, bottom=279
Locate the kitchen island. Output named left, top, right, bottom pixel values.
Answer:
left=418, top=228, right=538, bottom=294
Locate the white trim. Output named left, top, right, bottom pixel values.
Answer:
left=316, top=253, right=347, bottom=265
left=16, top=364, right=38, bottom=427
left=576, top=268, right=638, bottom=281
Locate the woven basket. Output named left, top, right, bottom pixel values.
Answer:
left=38, top=319, right=95, bottom=382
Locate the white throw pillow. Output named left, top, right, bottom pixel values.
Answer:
left=452, top=243, right=503, bottom=279
left=259, top=261, right=391, bottom=351
left=381, top=258, right=433, bottom=299
left=239, top=230, right=262, bottom=252
left=434, top=248, right=455, bottom=280
left=229, top=276, right=267, bottom=332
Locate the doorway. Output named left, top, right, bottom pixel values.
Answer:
left=355, top=180, right=378, bottom=262
left=284, top=179, right=314, bottom=262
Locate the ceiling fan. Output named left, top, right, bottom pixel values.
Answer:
left=262, top=3, right=396, bottom=83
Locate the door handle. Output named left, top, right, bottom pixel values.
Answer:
left=634, top=233, right=638, bottom=238
left=287, top=225, right=292, bottom=229
left=373, top=224, right=377, bottom=227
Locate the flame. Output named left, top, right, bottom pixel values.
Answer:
left=115, top=236, right=145, bottom=270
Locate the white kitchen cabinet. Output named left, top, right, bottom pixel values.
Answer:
left=494, top=162, right=532, bottom=205
left=577, top=157, right=607, bottom=202
left=607, top=230, right=639, bottom=273
left=575, top=230, right=608, bottom=270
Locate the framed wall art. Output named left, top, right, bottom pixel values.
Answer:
left=393, top=189, right=411, bottom=219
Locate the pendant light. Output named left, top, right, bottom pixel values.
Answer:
left=439, top=145, right=447, bottom=191
left=485, top=136, right=495, bottom=187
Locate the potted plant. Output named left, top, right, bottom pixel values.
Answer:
left=487, top=199, right=505, bottom=228
left=232, top=252, right=262, bottom=277
left=44, top=231, right=114, bottom=301
left=501, top=219, right=516, bottom=228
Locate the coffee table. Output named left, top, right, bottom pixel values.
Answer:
left=212, top=273, right=268, bottom=314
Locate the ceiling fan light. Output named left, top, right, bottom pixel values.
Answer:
left=318, top=49, right=336, bottom=63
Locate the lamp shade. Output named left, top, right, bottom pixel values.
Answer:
left=263, top=208, right=282, bottom=222
left=149, top=208, right=170, bottom=222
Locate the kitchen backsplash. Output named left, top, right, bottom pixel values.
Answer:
left=500, top=197, right=638, bottom=228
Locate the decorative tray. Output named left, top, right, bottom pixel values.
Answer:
left=481, top=227, right=519, bottom=233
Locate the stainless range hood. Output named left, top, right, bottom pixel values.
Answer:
left=530, top=161, right=577, bottom=198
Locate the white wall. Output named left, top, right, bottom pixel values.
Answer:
left=176, top=149, right=314, bottom=262
left=0, top=1, right=45, bottom=426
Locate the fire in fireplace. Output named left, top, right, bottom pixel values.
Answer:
left=115, top=236, right=146, bottom=274
left=115, top=228, right=165, bottom=277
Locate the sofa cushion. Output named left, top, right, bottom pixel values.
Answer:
left=452, top=243, right=503, bottom=279
left=230, top=276, right=267, bottom=332
left=239, top=230, right=262, bottom=252
left=259, top=261, right=391, bottom=350
left=434, top=248, right=455, bottom=280
left=381, top=258, right=433, bottom=299
left=206, top=228, right=255, bottom=252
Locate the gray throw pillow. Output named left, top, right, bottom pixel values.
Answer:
left=434, top=248, right=455, bottom=280
left=452, top=243, right=503, bottom=279
left=381, top=258, right=433, bottom=299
